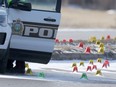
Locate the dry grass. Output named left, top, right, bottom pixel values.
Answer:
left=59, top=7, right=116, bottom=29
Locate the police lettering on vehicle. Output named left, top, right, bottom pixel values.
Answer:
left=23, top=26, right=57, bottom=39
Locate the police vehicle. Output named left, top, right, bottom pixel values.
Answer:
left=0, top=0, right=61, bottom=73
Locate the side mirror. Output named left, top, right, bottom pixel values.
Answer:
left=10, top=1, right=32, bottom=11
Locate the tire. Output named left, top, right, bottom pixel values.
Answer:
left=0, top=45, right=9, bottom=74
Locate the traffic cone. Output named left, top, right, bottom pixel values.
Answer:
left=25, top=63, right=29, bottom=69
left=86, top=66, right=92, bottom=71
left=26, top=68, right=33, bottom=75
left=72, top=62, right=77, bottom=67
left=97, top=58, right=102, bottom=63
left=73, top=66, right=78, bottom=72
left=69, top=39, right=73, bottom=43
left=96, top=40, right=101, bottom=45
left=101, top=36, right=105, bottom=40
left=89, top=60, right=94, bottom=65
left=96, top=70, right=102, bottom=75
left=80, top=73, right=88, bottom=80
left=92, top=65, right=97, bottom=70
left=79, top=62, right=84, bottom=66
left=98, top=47, right=104, bottom=54
left=38, top=72, right=45, bottom=78
left=85, top=47, right=91, bottom=54
left=55, top=39, right=59, bottom=43
left=106, top=35, right=111, bottom=40
left=78, top=42, right=84, bottom=48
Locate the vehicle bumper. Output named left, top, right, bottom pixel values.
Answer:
left=9, top=48, right=52, bottom=64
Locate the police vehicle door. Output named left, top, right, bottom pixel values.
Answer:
left=7, top=0, right=61, bottom=64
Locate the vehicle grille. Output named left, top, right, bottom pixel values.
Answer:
left=0, top=33, right=6, bottom=45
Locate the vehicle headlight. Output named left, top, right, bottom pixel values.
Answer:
left=0, top=15, right=7, bottom=27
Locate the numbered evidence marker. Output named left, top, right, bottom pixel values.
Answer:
left=89, top=60, right=94, bottom=65
left=38, top=72, right=45, bottom=78
left=89, top=36, right=97, bottom=43
left=96, top=40, right=101, bottom=45
left=73, top=66, right=78, bottom=72
left=92, top=65, right=97, bottom=70
left=101, top=36, right=105, bottom=40
left=72, top=62, right=77, bottom=67
left=26, top=68, right=33, bottom=75
left=102, top=60, right=110, bottom=68
left=97, top=58, right=102, bottom=63
left=78, top=42, right=84, bottom=48
left=72, top=62, right=78, bottom=72
left=55, top=38, right=60, bottom=43
left=85, top=47, right=91, bottom=54
left=96, top=70, right=102, bottom=76
left=25, top=63, right=33, bottom=75
left=80, top=73, right=88, bottom=80
left=25, top=63, right=29, bottom=69
left=99, top=43, right=104, bottom=48
left=86, top=66, right=92, bottom=71
left=98, top=47, right=104, bottom=54
left=79, top=62, right=84, bottom=66
left=69, top=38, right=73, bottom=43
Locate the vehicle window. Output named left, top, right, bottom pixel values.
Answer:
left=20, top=0, right=57, bottom=11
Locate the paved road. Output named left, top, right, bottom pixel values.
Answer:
left=0, top=77, right=116, bottom=87
left=0, top=68, right=116, bottom=87
left=1, top=29, right=116, bottom=87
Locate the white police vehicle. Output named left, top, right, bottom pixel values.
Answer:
left=0, top=0, right=61, bottom=73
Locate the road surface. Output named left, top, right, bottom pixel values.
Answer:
left=0, top=67, right=116, bottom=87
left=0, top=77, right=116, bottom=87
left=0, top=29, right=116, bottom=87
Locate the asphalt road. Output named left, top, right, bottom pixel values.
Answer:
left=0, top=68, right=116, bottom=87
left=0, top=77, right=116, bottom=87
left=0, top=29, right=116, bottom=87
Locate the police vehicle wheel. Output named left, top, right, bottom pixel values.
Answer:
left=0, top=45, right=9, bottom=74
